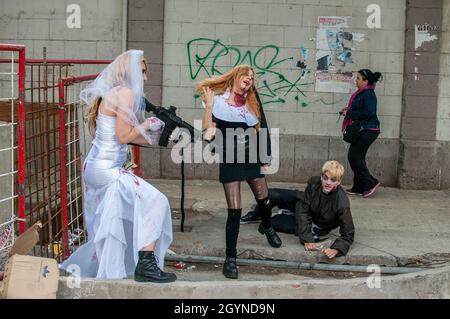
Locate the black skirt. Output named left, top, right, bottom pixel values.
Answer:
left=212, top=117, right=264, bottom=183
left=219, top=162, right=264, bottom=183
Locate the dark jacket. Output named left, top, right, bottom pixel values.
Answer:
left=346, top=88, right=380, bottom=130
left=295, top=176, right=355, bottom=256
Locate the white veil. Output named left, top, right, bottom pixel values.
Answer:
left=81, top=49, right=157, bottom=144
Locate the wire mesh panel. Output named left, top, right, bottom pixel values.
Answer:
left=0, top=44, right=25, bottom=261
left=0, top=50, right=143, bottom=262
left=24, top=63, right=110, bottom=261
left=0, top=52, right=111, bottom=261
left=58, top=74, right=99, bottom=259
left=25, top=61, right=69, bottom=259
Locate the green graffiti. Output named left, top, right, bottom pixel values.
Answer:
left=187, top=38, right=337, bottom=106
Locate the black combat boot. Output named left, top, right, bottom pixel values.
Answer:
left=222, top=257, right=238, bottom=279
left=134, top=251, right=177, bottom=283
left=257, top=197, right=282, bottom=248
left=258, top=223, right=282, bottom=248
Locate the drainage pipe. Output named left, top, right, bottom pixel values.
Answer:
left=166, top=254, right=428, bottom=275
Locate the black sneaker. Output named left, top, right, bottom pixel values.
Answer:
left=240, top=210, right=261, bottom=224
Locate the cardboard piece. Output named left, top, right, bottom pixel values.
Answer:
left=0, top=222, right=59, bottom=299
left=9, top=222, right=41, bottom=256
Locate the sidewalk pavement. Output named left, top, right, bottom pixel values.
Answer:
left=151, top=179, right=450, bottom=268
left=57, top=178, right=450, bottom=299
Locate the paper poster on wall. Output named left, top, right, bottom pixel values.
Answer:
left=318, top=16, right=349, bottom=28
left=315, top=16, right=364, bottom=93
left=316, top=16, right=363, bottom=72
left=315, top=71, right=355, bottom=93
left=414, top=24, right=438, bottom=50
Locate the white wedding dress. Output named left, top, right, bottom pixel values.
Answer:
left=61, top=110, right=173, bottom=279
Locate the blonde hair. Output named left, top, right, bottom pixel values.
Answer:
left=322, top=160, right=344, bottom=181
left=88, top=97, right=102, bottom=136
left=195, top=65, right=261, bottom=129
left=87, top=55, right=148, bottom=135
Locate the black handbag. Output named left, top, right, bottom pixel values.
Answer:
left=343, top=122, right=363, bottom=143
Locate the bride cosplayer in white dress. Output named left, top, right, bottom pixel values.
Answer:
left=61, top=50, right=176, bottom=283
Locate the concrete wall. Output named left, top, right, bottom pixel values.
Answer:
left=127, top=0, right=165, bottom=178
left=0, top=0, right=124, bottom=60
left=0, top=0, right=126, bottom=223
left=436, top=0, right=450, bottom=189
left=0, top=0, right=125, bottom=144
left=398, top=0, right=450, bottom=189
left=159, top=0, right=406, bottom=186
left=437, top=1, right=450, bottom=143
left=1, top=0, right=449, bottom=189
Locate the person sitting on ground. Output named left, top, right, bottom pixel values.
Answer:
left=241, top=160, right=355, bottom=258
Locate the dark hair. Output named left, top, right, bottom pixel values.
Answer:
left=358, top=69, right=383, bottom=85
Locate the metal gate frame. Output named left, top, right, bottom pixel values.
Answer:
left=0, top=44, right=26, bottom=237
left=58, top=74, right=98, bottom=259
left=0, top=48, right=145, bottom=260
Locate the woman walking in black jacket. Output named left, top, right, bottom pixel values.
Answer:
left=341, top=69, right=382, bottom=198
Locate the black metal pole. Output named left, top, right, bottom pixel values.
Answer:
left=180, top=147, right=185, bottom=232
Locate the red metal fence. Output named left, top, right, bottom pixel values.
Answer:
left=0, top=44, right=25, bottom=252
left=58, top=74, right=98, bottom=259
left=0, top=46, right=117, bottom=260
left=0, top=43, right=149, bottom=261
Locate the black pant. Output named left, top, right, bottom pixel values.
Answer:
left=254, top=188, right=302, bottom=214
left=348, top=130, right=379, bottom=193
left=254, top=189, right=333, bottom=238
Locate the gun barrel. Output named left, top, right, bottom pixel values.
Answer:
left=143, top=97, right=201, bottom=142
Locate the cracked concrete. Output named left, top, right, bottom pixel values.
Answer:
left=155, top=179, right=450, bottom=268
left=57, top=266, right=450, bottom=299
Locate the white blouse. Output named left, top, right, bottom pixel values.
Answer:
left=202, top=90, right=259, bottom=126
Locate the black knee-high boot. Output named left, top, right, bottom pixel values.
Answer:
left=257, top=197, right=282, bottom=248
left=223, top=208, right=241, bottom=279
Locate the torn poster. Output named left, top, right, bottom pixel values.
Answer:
left=296, top=47, right=310, bottom=79
left=315, top=71, right=355, bottom=94
left=316, top=16, right=364, bottom=72
left=415, top=24, right=438, bottom=50
left=315, top=16, right=364, bottom=93
left=318, top=16, right=349, bottom=28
